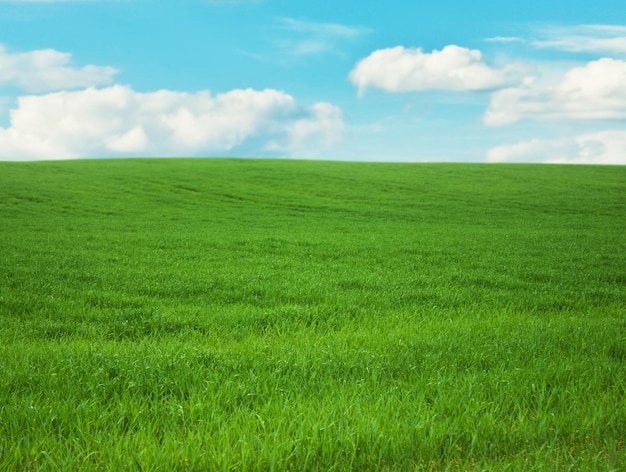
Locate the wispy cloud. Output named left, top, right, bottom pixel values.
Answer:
left=531, top=24, right=626, bottom=54
left=275, top=18, right=369, bottom=56
left=484, top=24, right=626, bottom=55
left=279, top=18, right=366, bottom=39
left=204, top=0, right=261, bottom=4
left=0, top=0, right=103, bottom=3
left=484, top=36, right=526, bottom=44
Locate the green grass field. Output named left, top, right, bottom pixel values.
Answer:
left=1, top=159, right=625, bottom=470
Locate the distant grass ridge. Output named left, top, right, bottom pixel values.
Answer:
left=1, top=159, right=625, bottom=470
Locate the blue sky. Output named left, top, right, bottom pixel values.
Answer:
left=1, top=0, right=626, bottom=163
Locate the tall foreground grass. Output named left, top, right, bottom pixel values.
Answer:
left=1, top=159, right=625, bottom=470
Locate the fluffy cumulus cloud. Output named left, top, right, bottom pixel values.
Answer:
left=484, top=58, right=626, bottom=126
left=266, top=102, right=345, bottom=156
left=0, top=45, right=117, bottom=92
left=487, top=130, right=626, bottom=164
left=349, top=45, right=524, bottom=95
left=0, top=85, right=345, bottom=160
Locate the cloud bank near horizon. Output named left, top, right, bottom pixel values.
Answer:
left=348, top=41, right=626, bottom=164
left=2, top=21, right=626, bottom=164
left=487, top=130, right=626, bottom=164
left=0, top=85, right=344, bottom=160
left=484, top=58, right=626, bottom=126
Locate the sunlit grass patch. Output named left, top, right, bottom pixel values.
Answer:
left=1, top=159, right=625, bottom=470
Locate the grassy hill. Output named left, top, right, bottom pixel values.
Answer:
left=1, top=159, right=625, bottom=470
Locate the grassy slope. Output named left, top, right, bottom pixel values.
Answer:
left=0, top=159, right=625, bottom=470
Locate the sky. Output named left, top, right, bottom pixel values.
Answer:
left=1, top=0, right=626, bottom=164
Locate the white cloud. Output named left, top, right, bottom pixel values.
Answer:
left=276, top=18, right=369, bottom=56
left=0, top=0, right=101, bottom=2
left=267, top=102, right=345, bottom=157
left=532, top=25, right=626, bottom=54
left=484, top=58, right=626, bottom=126
left=107, top=126, right=148, bottom=153
left=487, top=130, right=626, bottom=164
left=0, top=85, right=345, bottom=160
left=349, top=45, right=525, bottom=95
left=280, top=18, right=366, bottom=38
left=484, top=36, right=526, bottom=44
left=0, top=45, right=117, bottom=92
left=485, top=25, right=626, bottom=54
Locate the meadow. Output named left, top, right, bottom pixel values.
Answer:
left=0, top=158, right=625, bottom=470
